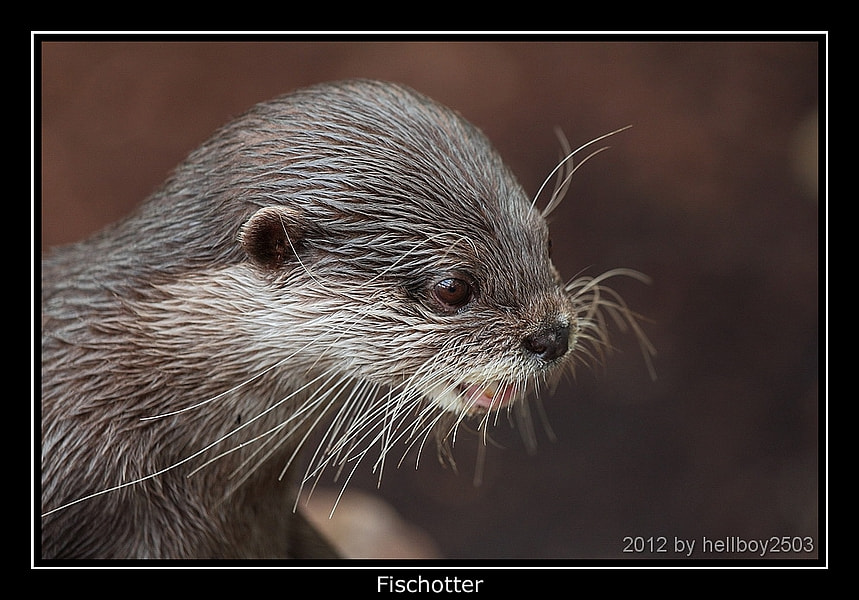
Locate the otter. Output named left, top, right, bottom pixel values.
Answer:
left=40, top=79, right=653, bottom=559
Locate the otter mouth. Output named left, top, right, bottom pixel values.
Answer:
left=429, top=381, right=519, bottom=415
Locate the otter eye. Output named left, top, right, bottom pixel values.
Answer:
left=432, top=278, right=472, bottom=310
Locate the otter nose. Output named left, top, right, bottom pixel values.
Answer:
left=523, top=323, right=570, bottom=362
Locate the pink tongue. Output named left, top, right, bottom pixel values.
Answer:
left=463, top=383, right=515, bottom=410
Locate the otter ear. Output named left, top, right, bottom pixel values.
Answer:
left=239, top=206, right=304, bottom=270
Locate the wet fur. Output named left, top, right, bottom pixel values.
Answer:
left=40, top=79, right=652, bottom=559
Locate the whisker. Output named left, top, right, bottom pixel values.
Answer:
left=41, top=365, right=339, bottom=519
left=566, top=269, right=657, bottom=380
left=531, top=125, right=633, bottom=214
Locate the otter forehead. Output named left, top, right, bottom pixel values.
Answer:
left=242, top=79, right=530, bottom=223
left=239, top=80, right=553, bottom=281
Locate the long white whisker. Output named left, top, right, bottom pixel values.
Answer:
left=531, top=125, right=632, bottom=213
left=541, top=146, right=612, bottom=218
left=566, top=269, right=657, bottom=380
left=41, top=367, right=333, bottom=518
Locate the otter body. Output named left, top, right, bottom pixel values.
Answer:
left=41, top=80, right=648, bottom=559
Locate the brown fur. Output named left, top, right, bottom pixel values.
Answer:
left=40, top=80, right=651, bottom=559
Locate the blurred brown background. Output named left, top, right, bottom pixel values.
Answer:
left=37, top=37, right=821, bottom=561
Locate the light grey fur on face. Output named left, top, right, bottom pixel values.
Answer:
left=40, top=79, right=652, bottom=559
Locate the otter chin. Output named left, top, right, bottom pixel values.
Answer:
left=40, top=79, right=653, bottom=559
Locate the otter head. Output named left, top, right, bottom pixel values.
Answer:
left=234, top=80, right=584, bottom=425
left=186, top=78, right=656, bottom=485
